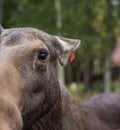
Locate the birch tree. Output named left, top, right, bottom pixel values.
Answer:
left=104, top=0, right=116, bottom=92
left=55, top=0, right=65, bottom=85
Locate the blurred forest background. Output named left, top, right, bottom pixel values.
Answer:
left=0, top=0, right=120, bottom=99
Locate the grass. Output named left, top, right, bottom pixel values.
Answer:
left=67, top=80, right=120, bottom=100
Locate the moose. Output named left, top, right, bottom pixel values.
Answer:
left=81, top=92, right=120, bottom=130
left=0, top=25, right=120, bottom=130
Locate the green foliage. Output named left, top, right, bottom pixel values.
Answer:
left=68, top=82, right=105, bottom=99
left=2, top=0, right=120, bottom=92
left=3, top=0, right=119, bottom=55
left=68, top=80, right=120, bottom=99
left=3, top=0, right=56, bottom=34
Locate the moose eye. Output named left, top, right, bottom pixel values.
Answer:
left=38, top=50, right=49, bottom=61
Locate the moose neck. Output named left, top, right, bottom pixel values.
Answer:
left=22, top=79, right=63, bottom=130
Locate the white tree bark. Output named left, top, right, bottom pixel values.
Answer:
left=104, top=58, right=111, bottom=92
left=55, top=0, right=65, bottom=85
left=104, top=0, right=113, bottom=93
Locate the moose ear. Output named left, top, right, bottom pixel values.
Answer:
left=53, top=36, right=80, bottom=65
left=0, top=25, right=4, bottom=35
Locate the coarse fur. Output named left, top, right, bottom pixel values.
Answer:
left=0, top=27, right=64, bottom=130
left=0, top=26, right=118, bottom=130
left=0, top=62, right=23, bottom=130
left=60, top=85, right=112, bottom=130
left=0, top=27, right=80, bottom=130
left=81, top=93, right=120, bottom=130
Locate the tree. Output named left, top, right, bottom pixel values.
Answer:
left=100, top=0, right=116, bottom=92
left=0, top=0, right=3, bottom=23
left=55, top=0, right=65, bottom=84
left=2, top=0, right=120, bottom=92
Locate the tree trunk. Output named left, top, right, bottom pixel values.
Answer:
left=66, top=65, right=73, bottom=84
left=56, top=62, right=65, bottom=85
left=0, top=0, right=3, bottom=24
left=55, top=0, right=65, bottom=85
left=83, top=60, right=90, bottom=89
left=103, top=0, right=114, bottom=92
left=104, top=58, right=111, bottom=92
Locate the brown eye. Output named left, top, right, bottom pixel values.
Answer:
left=38, top=50, right=49, bottom=61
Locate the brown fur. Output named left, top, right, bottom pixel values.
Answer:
left=81, top=93, right=120, bottom=130
left=0, top=27, right=117, bottom=130
left=0, top=27, right=63, bottom=130
left=60, top=85, right=111, bottom=130
left=0, top=97, right=22, bottom=130
left=0, top=62, right=23, bottom=130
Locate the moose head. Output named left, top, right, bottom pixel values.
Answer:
left=0, top=26, right=80, bottom=126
